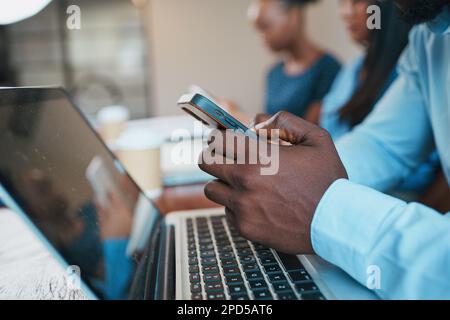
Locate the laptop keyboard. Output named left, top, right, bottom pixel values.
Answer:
left=186, top=215, right=326, bottom=300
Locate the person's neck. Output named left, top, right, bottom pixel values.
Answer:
left=283, top=34, right=322, bottom=76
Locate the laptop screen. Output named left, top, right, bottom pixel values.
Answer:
left=0, top=88, right=160, bottom=299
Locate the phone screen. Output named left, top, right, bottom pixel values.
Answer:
left=178, top=93, right=256, bottom=138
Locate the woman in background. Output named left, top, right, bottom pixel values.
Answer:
left=315, top=0, right=441, bottom=200
left=250, top=0, right=341, bottom=117
left=315, top=0, right=411, bottom=138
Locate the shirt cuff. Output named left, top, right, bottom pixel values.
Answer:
left=311, top=179, right=407, bottom=284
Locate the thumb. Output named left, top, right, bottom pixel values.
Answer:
left=254, top=111, right=329, bottom=146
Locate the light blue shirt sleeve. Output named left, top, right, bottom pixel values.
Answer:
left=312, top=179, right=450, bottom=300
left=335, top=37, right=435, bottom=192
left=311, top=23, right=450, bottom=299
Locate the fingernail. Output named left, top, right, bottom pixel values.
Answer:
left=254, top=122, right=267, bottom=130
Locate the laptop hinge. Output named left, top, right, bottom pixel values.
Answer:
left=154, top=223, right=175, bottom=300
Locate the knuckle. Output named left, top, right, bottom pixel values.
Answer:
left=203, top=181, right=215, bottom=198
left=315, top=127, right=332, bottom=141
left=230, top=196, right=246, bottom=214
left=274, top=111, right=290, bottom=122
left=236, top=221, right=250, bottom=238
left=233, top=172, right=251, bottom=189
left=254, top=113, right=268, bottom=123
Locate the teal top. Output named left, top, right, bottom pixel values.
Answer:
left=266, top=54, right=341, bottom=117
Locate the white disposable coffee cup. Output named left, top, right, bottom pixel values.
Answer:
left=115, top=129, right=165, bottom=197
left=97, top=105, right=130, bottom=143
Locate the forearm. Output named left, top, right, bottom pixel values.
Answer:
left=312, top=179, right=450, bottom=300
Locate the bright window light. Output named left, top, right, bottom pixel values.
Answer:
left=0, top=0, right=52, bottom=25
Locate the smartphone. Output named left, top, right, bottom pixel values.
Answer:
left=177, top=93, right=256, bottom=138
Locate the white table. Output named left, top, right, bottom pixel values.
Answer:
left=0, top=209, right=87, bottom=300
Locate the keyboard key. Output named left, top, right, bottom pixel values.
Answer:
left=200, top=250, right=216, bottom=258
left=188, top=257, right=198, bottom=265
left=230, top=293, right=250, bottom=300
left=216, top=240, right=231, bottom=247
left=260, top=257, right=278, bottom=265
left=263, top=264, right=282, bottom=274
left=288, top=271, right=312, bottom=283
left=215, top=234, right=229, bottom=241
left=253, top=243, right=269, bottom=251
left=267, top=272, right=286, bottom=283
left=241, top=256, right=256, bottom=264
left=242, top=263, right=259, bottom=272
left=301, top=292, right=326, bottom=300
left=205, top=283, right=223, bottom=292
left=199, top=238, right=213, bottom=245
left=204, top=274, right=221, bottom=283
left=235, top=242, right=250, bottom=249
left=223, top=266, right=240, bottom=275
left=248, top=279, right=268, bottom=290
left=272, top=281, right=291, bottom=292
left=201, top=257, right=218, bottom=266
left=191, top=293, right=203, bottom=300
left=253, top=290, right=273, bottom=300
left=190, top=283, right=202, bottom=293
left=189, top=265, right=199, bottom=273
left=190, top=273, right=200, bottom=283
left=207, top=292, right=226, bottom=300
left=256, top=249, right=273, bottom=257
left=277, top=290, right=298, bottom=300
left=200, top=244, right=214, bottom=251
left=217, top=246, right=233, bottom=253
left=225, top=275, right=244, bottom=284
left=203, top=266, right=220, bottom=274
left=227, top=284, right=247, bottom=295
left=237, top=249, right=254, bottom=257
left=198, top=229, right=211, bottom=235
left=295, top=282, right=319, bottom=293
left=188, top=249, right=197, bottom=258
left=220, top=252, right=235, bottom=260
left=277, top=252, right=304, bottom=271
left=245, top=271, right=264, bottom=280
left=221, top=259, right=238, bottom=267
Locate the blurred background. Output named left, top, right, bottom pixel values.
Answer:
left=0, top=0, right=361, bottom=120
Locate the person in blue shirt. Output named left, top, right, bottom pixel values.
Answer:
left=319, top=0, right=411, bottom=139
left=199, top=1, right=450, bottom=299
left=319, top=0, right=439, bottom=196
left=250, top=0, right=341, bottom=117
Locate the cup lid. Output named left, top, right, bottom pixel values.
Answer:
left=115, top=128, right=165, bottom=150
left=97, top=105, right=130, bottom=124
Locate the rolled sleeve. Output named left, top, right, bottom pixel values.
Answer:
left=311, top=179, right=450, bottom=299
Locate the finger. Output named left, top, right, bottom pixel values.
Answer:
left=198, top=149, right=232, bottom=183
left=254, top=111, right=329, bottom=146
left=207, top=128, right=257, bottom=163
left=204, top=179, right=234, bottom=208
left=225, top=207, right=237, bottom=226
left=249, top=113, right=271, bottom=129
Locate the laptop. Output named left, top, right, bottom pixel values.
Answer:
left=0, top=87, right=378, bottom=300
